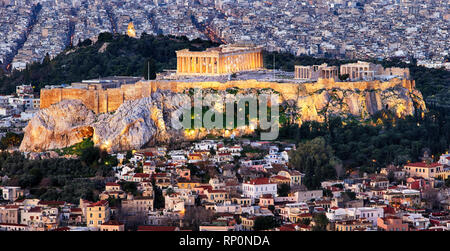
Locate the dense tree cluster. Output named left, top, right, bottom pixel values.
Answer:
left=253, top=216, right=280, bottom=231
left=289, top=137, right=340, bottom=189
left=312, top=213, right=329, bottom=231
left=284, top=107, right=450, bottom=189
left=183, top=206, right=215, bottom=230
left=0, top=132, right=23, bottom=150
left=0, top=149, right=114, bottom=203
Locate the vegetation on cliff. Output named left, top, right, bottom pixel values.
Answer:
left=0, top=132, right=23, bottom=150
left=55, top=138, right=94, bottom=156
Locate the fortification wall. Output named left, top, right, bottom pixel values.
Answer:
left=40, top=78, right=416, bottom=114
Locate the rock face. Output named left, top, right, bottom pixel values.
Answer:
left=20, top=91, right=187, bottom=152
left=91, top=91, right=186, bottom=152
left=20, top=85, right=426, bottom=152
left=20, top=99, right=96, bottom=152
left=294, top=85, right=426, bottom=124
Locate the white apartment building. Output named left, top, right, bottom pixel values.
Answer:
left=326, top=207, right=384, bottom=226
left=194, top=140, right=218, bottom=151
left=439, top=153, right=450, bottom=166
left=242, top=178, right=277, bottom=202
left=1, top=186, right=23, bottom=201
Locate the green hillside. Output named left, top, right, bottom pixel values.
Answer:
left=0, top=33, right=219, bottom=94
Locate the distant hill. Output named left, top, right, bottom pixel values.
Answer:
left=0, top=32, right=448, bottom=108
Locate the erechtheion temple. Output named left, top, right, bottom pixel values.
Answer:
left=295, top=64, right=339, bottom=81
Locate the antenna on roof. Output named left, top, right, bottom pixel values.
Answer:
left=148, top=61, right=150, bottom=81
left=273, top=53, right=275, bottom=79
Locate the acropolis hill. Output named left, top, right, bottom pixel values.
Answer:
left=39, top=44, right=421, bottom=114
left=20, top=45, right=427, bottom=152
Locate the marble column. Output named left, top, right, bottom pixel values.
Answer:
left=196, top=57, right=200, bottom=73
left=259, top=52, right=263, bottom=68
left=201, top=57, right=205, bottom=73
left=246, top=53, right=250, bottom=70
left=180, top=57, right=184, bottom=73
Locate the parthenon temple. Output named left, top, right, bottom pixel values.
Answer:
left=176, top=44, right=264, bottom=75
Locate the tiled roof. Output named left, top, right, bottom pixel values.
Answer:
left=137, top=226, right=178, bottom=231
left=246, top=177, right=274, bottom=185
left=38, top=200, right=66, bottom=206
left=405, top=162, right=442, bottom=168
left=87, top=200, right=108, bottom=207
left=106, top=182, right=120, bottom=186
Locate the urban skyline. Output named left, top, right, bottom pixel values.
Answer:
left=0, top=0, right=449, bottom=72
left=0, top=0, right=449, bottom=236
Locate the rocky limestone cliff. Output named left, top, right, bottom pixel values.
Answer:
left=91, top=91, right=187, bottom=152
left=294, top=85, right=426, bottom=124
left=20, top=99, right=96, bottom=152
left=20, top=85, right=426, bottom=152
left=20, top=91, right=188, bottom=152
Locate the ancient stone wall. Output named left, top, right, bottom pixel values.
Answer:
left=40, top=78, right=416, bottom=114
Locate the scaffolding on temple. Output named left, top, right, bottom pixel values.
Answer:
left=175, top=44, right=264, bottom=76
